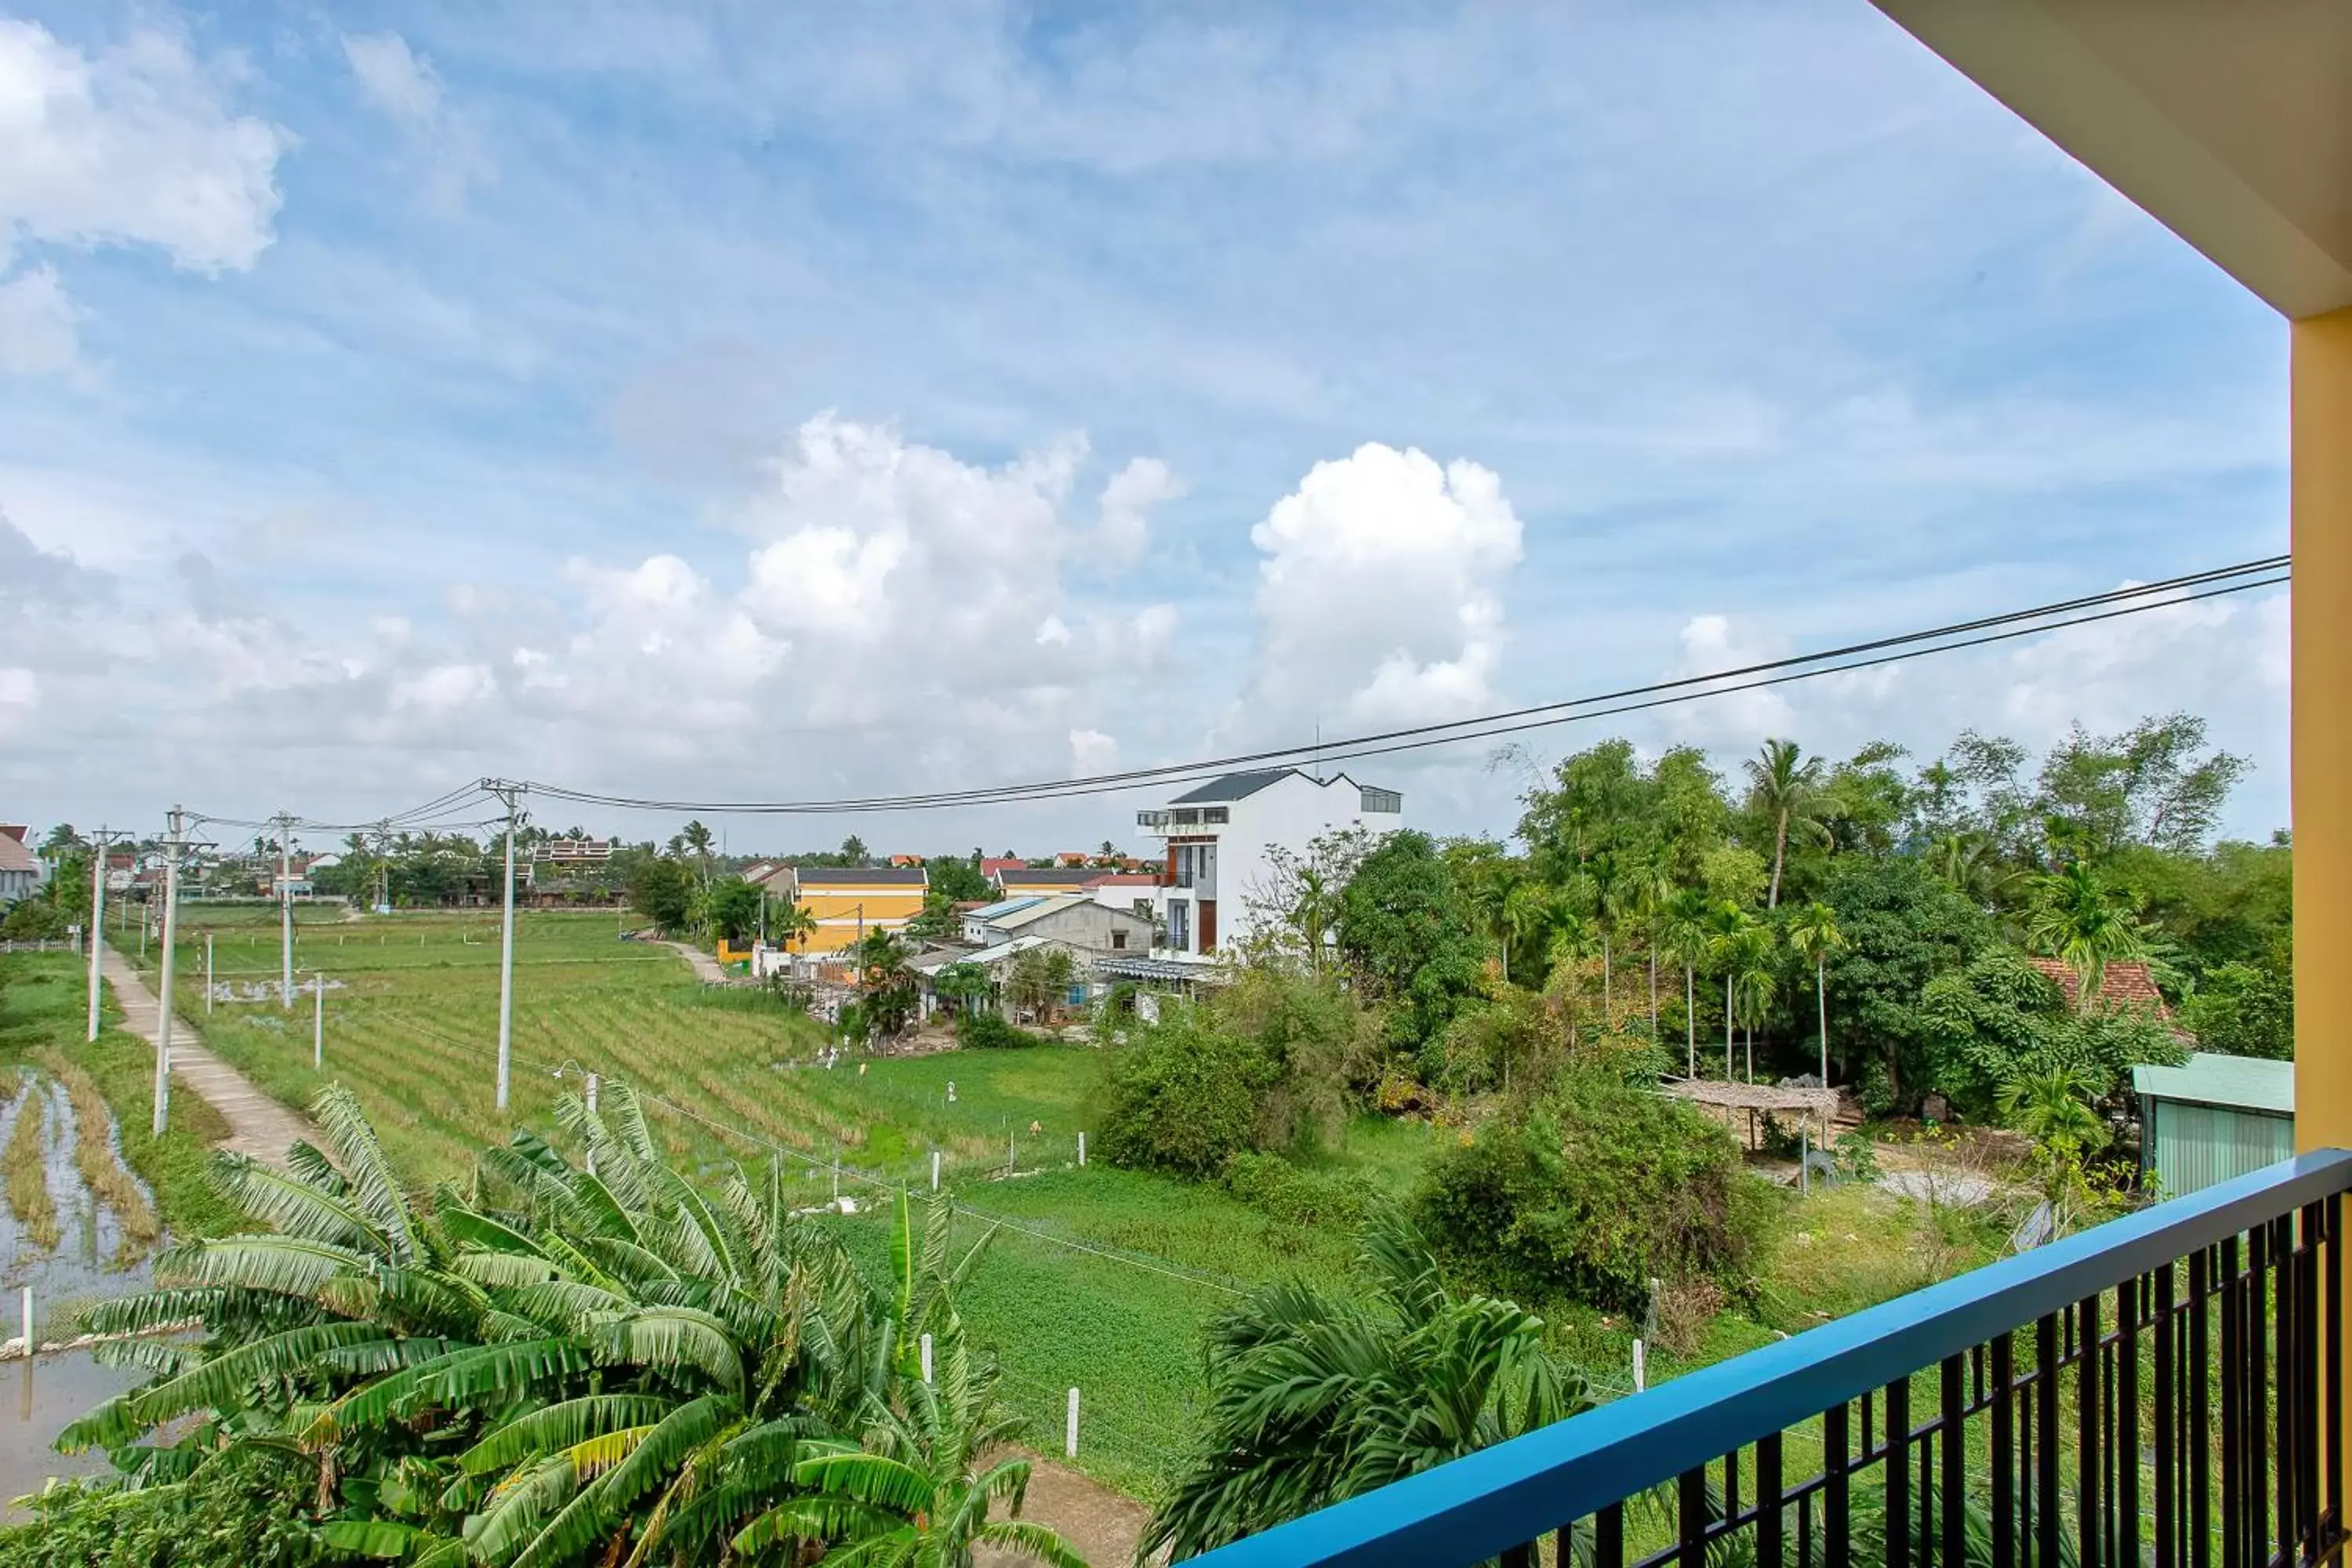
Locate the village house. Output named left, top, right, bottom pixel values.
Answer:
left=757, top=864, right=928, bottom=954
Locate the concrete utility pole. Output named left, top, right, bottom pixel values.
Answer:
left=154, top=807, right=186, bottom=1137
left=85, top=826, right=115, bottom=1042
left=487, top=779, right=524, bottom=1112
left=274, top=811, right=297, bottom=1008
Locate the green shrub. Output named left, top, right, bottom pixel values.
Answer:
left=956, top=1010, right=1039, bottom=1050
left=1094, top=971, right=1373, bottom=1179
left=1415, top=1066, right=1775, bottom=1310
left=1220, top=1151, right=1375, bottom=1227
left=0, top=1457, right=323, bottom=1568
left=2178, top=960, right=2294, bottom=1060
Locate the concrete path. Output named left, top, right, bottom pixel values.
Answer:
left=98, top=944, right=318, bottom=1167
left=660, top=940, right=730, bottom=984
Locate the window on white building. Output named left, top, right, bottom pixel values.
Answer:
left=1167, top=898, right=1191, bottom=949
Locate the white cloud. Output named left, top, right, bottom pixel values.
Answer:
left=390, top=662, right=494, bottom=713
left=0, top=263, right=82, bottom=377
left=1664, top=613, right=1797, bottom=747
left=342, top=32, right=493, bottom=210
left=1094, top=456, right=1185, bottom=568
left=0, top=20, right=288, bottom=271
left=0, top=666, right=34, bottom=738
left=1069, top=728, right=1119, bottom=775
left=1232, top=442, right=1522, bottom=737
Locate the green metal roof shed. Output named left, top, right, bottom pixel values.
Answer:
left=2133, top=1054, right=2296, bottom=1197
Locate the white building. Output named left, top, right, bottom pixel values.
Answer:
left=0, top=826, right=42, bottom=907
left=1134, top=768, right=1403, bottom=958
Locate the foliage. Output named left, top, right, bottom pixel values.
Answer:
left=1818, top=855, right=1996, bottom=1111
left=1917, top=947, right=2184, bottom=1116
left=928, top=854, right=992, bottom=905
left=1334, top=829, right=1488, bottom=1062
left=1416, top=1065, right=1773, bottom=1310
left=1142, top=1208, right=1590, bottom=1561
left=2, top=895, right=72, bottom=939
left=2034, top=713, right=2249, bottom=859
left=956, top=1011, right=1040, bottom=1051
left=0, top=1454, right=326, bottom=1568
left=626, top=856, right=695, bottom=934
left=699, top=875, right=763, bottom=943
left=1096, top=971, right=1370, bottom=1179
left=1242, top=826, right=1374, bottom=975
left=1218, top=1152, right=1377, bottom=1229
left=28, top=1083, right=1077, bottom=1568
left=1004, top=946, right=1076, bottom=1021
left=2178, top=960, right=2294, bottom=1060
left=1745, top=739, right=1841, bottom=909
left=2024, top=862, right=2147, bottom=1005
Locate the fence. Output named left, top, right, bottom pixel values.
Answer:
left=1192, top=1149, right=2352, bottom=1568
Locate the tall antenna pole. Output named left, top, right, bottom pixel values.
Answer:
left=274, top=811, right=296, bottom=1007
left=85, top=826, right=114, bottom=1042
left=154, top=808, right=185, bottom=1137
left=488, top=779, right=524, bottom=1111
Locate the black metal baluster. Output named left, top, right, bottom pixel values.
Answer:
left=1501, top=1542, right=1534, bottom=1568
left=2224, top=1236, right=2245, bottom=1568
left=2273, top=1215, right=2295, bottom=1568
left=1800, top=1491, right=1814, bottom=1568
left=2251, top=1225, right=2272, bottom=1567
left=2192, top=1247, right=2212, bottom=1568
left=1682, top=1466, right=1711, bottom=1568
left=2328, top=1196, right=2343, bottom=1547
left=2158, top=1263, right=2176, bottom=1568
left=2039, top=1313, right=2062, bottom=1568
left=1828, top=1402, right=1852, bottom=1568
left=1596, top=1502, right=1624, bottom=1568
left=1730, top=1446, right=1743, bottom=1535
left=2299, top=1202, right=2324, bottom=1558
left=2121, top=1276, right=2141, bottom=1568
left=1761, top=1432, right=1785, bottom=1568
left=2082, top=1291, right=2103, bottom=1568
left=1994, top=1332, right=2017, bottom=1568
left=1889, top=1378, right=1912, bottom=1568
left=1942, top=1356, right=1965, bottom=1568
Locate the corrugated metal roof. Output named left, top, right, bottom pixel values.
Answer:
left=966, top=896, right=1047, bottom=921
left=793, top=866, right=927, bottom=886
left=2132, top=1053, right=2295, bottom=1116
left=1167, top=768, right=1297, bottom=804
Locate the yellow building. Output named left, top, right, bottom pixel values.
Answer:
left=773, top=865, right=928, bottom=956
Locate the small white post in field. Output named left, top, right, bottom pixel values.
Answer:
left=931, top=1150, right=941, bottom=1192
left=205, top=933, right=214, bottom=1017
left=313, top=976, right=324, bottom=1069
left=586, top=1073, right=601, bottom=1176
left=920, top=1332, right=933, bottom=1383
left=1076, top=1131, right=1086, bottom=1167
left=1799, top=1132, right=1810, bottom=1197
left=1065, top=1388, right=1080, bottom=1457
left=1632, top=1339, right=1646, bottom=1393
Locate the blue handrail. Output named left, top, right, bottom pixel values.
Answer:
left=1191, top=1148, right=2352, bottom=1568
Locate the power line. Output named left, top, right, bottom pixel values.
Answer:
left=516, top=556, right=2287, bottom=817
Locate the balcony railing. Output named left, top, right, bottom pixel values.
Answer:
left=1191, top=1149, right=2352, bottom=1568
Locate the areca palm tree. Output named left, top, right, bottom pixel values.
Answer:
left=1700, top=902, right=1755, bottom=1080
left=2025, top=862, right=2146, bottom=1007
left=1660, top=887, right=1714, bottom=1079
left=1142, top=1209, right=1588, bottom=1561
left=1727, top=924, right=1777, bottom=1083
left=1784, top=902, right=1846, bottom=1087
left=1744, top=739, right=1841, bottom=909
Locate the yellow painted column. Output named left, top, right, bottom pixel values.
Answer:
left=2296, top=307, right=2352, bottom=1156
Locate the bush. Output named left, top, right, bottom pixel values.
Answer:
left=2179, top=960, right=2293, bottom=1060
left=1416, top=1066, right=1774, bottom=1310
left=1220, top=1151, right=1375, bottom=1227
left=0, top=1457, right=323, bottom=1568
left=1094, top=971, right=1374, bottom=1178
left=956, top=1010, right=1039, bottom=1050
left=0, top=898, right=69, bottom=940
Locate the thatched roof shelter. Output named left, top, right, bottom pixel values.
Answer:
left=1662, top=1078, right=1842, bottom=1148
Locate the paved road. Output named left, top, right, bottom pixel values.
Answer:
left=98, top=944, right=318, bottom=1168
left=661, top=940, right=730, bottom=984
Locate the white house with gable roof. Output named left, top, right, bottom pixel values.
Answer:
left=1133, top=768, right=1403, bottom=959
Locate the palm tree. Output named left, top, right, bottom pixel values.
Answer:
left=1142, top=1208, right=1587, bottom=1561
left=1784, top=902, right=1846, bottom=1087
left=681, top=819, right=717, bottom=886
left=1660, top=887, right=1714, bottom=1079
left=1726, top=922, right=1777, bottom=1083
left=1701, top=902, right=1754, bottom=1080
left=1744, top=739, right=1841, bottom=909
left=2025, top=862, right=2146, bottom=1007
left=1503, top=880, right=1559, bottom=986
left=1290, top=862, right=1340, bottom=976
left=772, top=899, right=818, bottom=952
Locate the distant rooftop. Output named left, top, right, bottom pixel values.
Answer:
left=792, top=866, right=927, bottom=887
left=966, top=895, right=1047, bottom=922
left=995, top=867, right=1105, bottom=887
left=1167, top=768, right=1399, bottom=808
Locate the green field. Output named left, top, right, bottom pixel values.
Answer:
left=94, top=910, right=1999, bottom=1499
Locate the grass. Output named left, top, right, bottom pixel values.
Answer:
left=38, top=1047, right=160, bottom=1250
left=0, top=953, right=242, bottom=1242
left=3, top=1076, right=59, bottom=1250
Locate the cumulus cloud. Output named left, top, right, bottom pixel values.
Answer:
left=0, top=20, right=288, bottom=270
left=342, top=32, right=494, bottom=209
left=1230, top=442, right=1522, bottom=739
left=0, top=263, right=82, bottom=377
left=1069, top=728, right=1119, bottom=775
left=1663, top=613, right=1797, bottom=747
left=1094, top=456, right=1185, bottom=568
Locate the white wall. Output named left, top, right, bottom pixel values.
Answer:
left=1155, top=772, right=1403, bottom=956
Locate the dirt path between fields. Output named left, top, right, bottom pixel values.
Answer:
left=98, top=943, right=319, bottom=1167
left=660, top=939, right=731, bottom=984
left=978, top=1451, right=1156, bottom=1567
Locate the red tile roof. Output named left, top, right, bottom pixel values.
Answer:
left=980, top=858, right=1025, bottom=877
left=2027, top=957, right=2172, bottom=1018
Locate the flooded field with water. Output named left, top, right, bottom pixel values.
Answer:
left=0, top=1062, right=167, bottom=1515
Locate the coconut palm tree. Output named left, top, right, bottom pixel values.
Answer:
left=681, top=819, right=717, bottom=886
left=1660, top=887, right=1714, bottom=1079
left=1784, top=902, right=1846, bottom=1087
left=2025, top=862, right=2147, bottom=1007
left=1744, top=739, right=1841, bottom=909
left=1142, top=1208, right=1588, bottom=1562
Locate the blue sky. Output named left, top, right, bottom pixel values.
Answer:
left=0, top=2, right=2291, bottom=855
